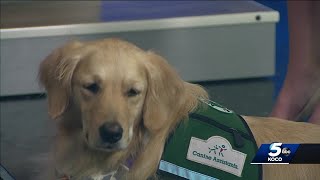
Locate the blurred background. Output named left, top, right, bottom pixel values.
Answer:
left=0, top=1, right=288, bottom=179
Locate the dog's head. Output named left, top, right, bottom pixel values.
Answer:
left=39, top=38, right=207, bottom=152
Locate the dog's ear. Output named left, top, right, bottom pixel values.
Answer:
left=142, top=52, right=187, bottom=133
left=39, top=41, right=83, bottom=120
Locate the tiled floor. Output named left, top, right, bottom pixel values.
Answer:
left=0, top=97, right=55, bottom=180
left=0, top=78, right=274, bottom=179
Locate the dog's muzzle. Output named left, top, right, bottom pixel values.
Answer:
left=99, top=122, right=123, bottom=145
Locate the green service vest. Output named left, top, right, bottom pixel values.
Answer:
left=158, top=99, right=262, bottom=180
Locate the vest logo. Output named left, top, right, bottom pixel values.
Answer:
left=199, top=98, right=233, bottom=113
left=187, top=136, right=246, bottom=177
left=209, top=144, right=227, bottom=157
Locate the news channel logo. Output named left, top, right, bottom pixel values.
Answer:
left=268, top=143, right=291, bottom=162
left=251, top=143, right=299, bottom=164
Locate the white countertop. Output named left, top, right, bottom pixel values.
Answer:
left=1, top=1, right=279, bottom=39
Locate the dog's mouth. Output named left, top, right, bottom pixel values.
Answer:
left=83, top=132, right=127, bottom=152
left=96, top=144, right=122, bottom=152
left=93, top=141, right=130, bottom=153
left=85, top=140, right=122, bottom=152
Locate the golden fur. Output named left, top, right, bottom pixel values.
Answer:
left=39, top=38, right=320, bottom=180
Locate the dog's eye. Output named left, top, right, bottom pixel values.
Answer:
left=127, top=88, right=140, bottom=97
left=84, top=83, right=100, bottom=94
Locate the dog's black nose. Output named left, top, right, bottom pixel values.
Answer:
left=99, top=122, right=123, bottom=144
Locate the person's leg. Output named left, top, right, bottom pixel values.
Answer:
left=270, top=1, right=320, bottom=124
left=309, top=102, right=320, bottom=124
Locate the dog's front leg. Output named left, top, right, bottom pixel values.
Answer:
left=125, top=133, right=166, bottom=180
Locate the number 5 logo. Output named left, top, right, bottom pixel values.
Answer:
left=268, top=143, right=282, bottom=157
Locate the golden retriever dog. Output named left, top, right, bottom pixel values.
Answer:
left=39, top=38, right=320, bottom=180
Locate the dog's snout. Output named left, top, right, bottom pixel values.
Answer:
left=99, top=122, right=123, bottom=144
